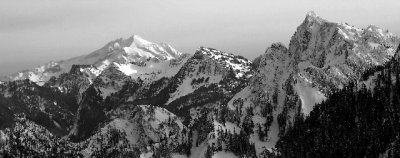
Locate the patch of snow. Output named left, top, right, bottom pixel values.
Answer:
left=0, top=130, right=8, bottom=141
left=250, top=111, right=280, bottom=153
left=369, top=42, right=381, bottom=49
left=212, top=151, right=239, bottom=158
left=227, top=87, right=251, bottom=110
left=103, top=119, right=139, bottom=144
left=123, top=46, right=155, bottom=59
left=295, top=82, right=326, bottom=115
left=97, top=59, right=111, bottom=71
left=115, top=63, right=138, bottom=76
left=168, top=75, right=223, bottom=104
left=133, top=35, right=153, bottom=47
left=53, top=120, right=61, bottom=129
left=140, top=151, right=153, bottom=158
left=190, top=141, right=208, bottom=158
left=79, top=67, right=103, bottom=84
left=377, top=28, right=385, bottom=36
left=57, top=86, right=66, bottom=93
left=338, top=28, right=350, bottom=40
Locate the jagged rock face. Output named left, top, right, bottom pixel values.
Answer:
left=276, top=11, right=400, bottom=134
left=285, top=12, right=399, bottom=118
left=67, top=66, right=131, bottom=141
left=69, top=85, right=105, bottom=142
left=251, top=43, right=290, bottom=105
left=288, top=10, right=400, bottom=143
left=46, top=65, right=96, bottom=103
left=289, top=11, right=399, bottom=92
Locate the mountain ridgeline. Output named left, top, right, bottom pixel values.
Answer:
left=0, top=12, right=399, bottom=158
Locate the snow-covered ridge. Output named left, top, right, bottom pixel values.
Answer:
left=166, top=47, right=253, bottom=105
left=198, top=47, right=252, bottom=79
left=2, top=35, right=184, bottom=85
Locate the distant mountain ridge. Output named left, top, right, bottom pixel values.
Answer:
left=0, top=35, right=183, bottom=85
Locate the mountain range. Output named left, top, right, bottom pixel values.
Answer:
left=0, top=11, right=399, bottom=158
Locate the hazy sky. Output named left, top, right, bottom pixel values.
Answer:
left=1, top=0, right=400, bottom=76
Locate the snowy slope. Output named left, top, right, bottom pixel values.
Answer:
left=81, top=105, right=187, bottom=157
left=115, top=53, right=190, bottom=83
left=212, top=152, right=239, bottom=158
left=227, top=43, right=291, bottom=154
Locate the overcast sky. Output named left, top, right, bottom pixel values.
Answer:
left=0, top=0, right=400, bottom=76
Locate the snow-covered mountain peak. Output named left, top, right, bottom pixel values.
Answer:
left=286, top=12, right=399, bottom=116
left=291, top=11, right=399, bottom=71
left=3, top=35, right=184, bottom=84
